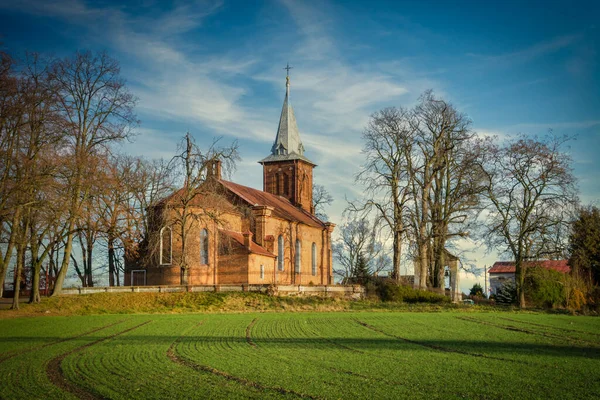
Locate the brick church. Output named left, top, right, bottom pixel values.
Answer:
left=125, top=74, right=335, bottom=286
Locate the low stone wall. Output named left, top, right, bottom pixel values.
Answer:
left=60, top=284, right=365, bottom=299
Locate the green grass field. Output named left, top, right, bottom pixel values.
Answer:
left=1, top=311, right=599, bottom=399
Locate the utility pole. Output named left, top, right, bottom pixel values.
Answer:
left=484, top=265, right=488, bottom=299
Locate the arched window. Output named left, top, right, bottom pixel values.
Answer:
left=200, top=229, right=209, bottom=265
left=295, top=240, right=301, bottom=273
left=276, top=173, right=281, bottom=194
left=160, top=227, right=172, bottom=265
left=284, top=174, right=290, bottom=196
left=312, top=243, right=317, bottom=276
left=278, top=235, right=284, bottom=271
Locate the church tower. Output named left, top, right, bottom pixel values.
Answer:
left=259, top=68, right=316, bottom=214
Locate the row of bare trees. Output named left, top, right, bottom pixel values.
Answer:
left=349, top=91, right=577, bottom=307
left=0, top=50, right=177, bottom=308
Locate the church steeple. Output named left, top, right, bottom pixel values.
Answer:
left=272, top=75, right=305, bottom=157
left=259, top=66, right=316, bottom=214
left=260, top=67, right=314, bottom=165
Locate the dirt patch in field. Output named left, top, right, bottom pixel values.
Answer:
left=245, top=318, right=258, bottom=348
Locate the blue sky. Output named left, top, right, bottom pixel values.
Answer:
left=1, top=0, right=598, bottom=289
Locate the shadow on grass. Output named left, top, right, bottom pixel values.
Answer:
left=2, top=335, right=599, bottom=360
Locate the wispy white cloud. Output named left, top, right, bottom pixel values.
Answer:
left=466, top=34, right=582, bottom=67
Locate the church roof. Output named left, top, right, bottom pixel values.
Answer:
left=219, top=179, right=326, bottom=229
left=151, top=179, right=327, bottom=229
left=219, top=229, right=276, bottom=258
left=259, top=75, right=316, bottom=166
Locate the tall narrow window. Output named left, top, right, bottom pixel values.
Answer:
left=295, top=240, right=301, bottom=273
left=311, top=243, right=317, bottom=276
left=160, top=227, right=172, bottom=265
left=284, top=174, right=290, bottom=196
left=200, top=229, right=209, bottom=265
left=276, top=173, right=281, bottom=194
left=278, top=235, right=284, bottom=271
left=260, top=264, right=265, bottom=280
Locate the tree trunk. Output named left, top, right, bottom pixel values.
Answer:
left=0, top=209, right=21, bottom=298
left=392, top=229, right=402, bottom=281
left=516, top=261, right=526, bottom=308
left=29, top=238, right=42, bottom=304
left=108, top=237, right=115, bottom=287
left=181, top=267, right=189, bottom=285
left=86, top=239, right=93, bottom=287
left=418, top=240, right=428, bottom=290
left=11, top=241, right=26, bottom=310
left=434, top=244, right=446, bottom=291
left=52, top=222, right=75, bottom=296
left=29, top=261, right=42, bottom=304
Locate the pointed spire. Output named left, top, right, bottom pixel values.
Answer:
left=260, top=67, right=314, bottom=165
left=273, top=72, right=305, bottom=156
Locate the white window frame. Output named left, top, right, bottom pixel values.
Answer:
left=159, top=226, right=172, bottom=265
left=311, top=243, right=317, bottom=276
left=200, top=228, right=209, bottom=265
left=278, top=235, right=284, bottom=271
left=295, top=240, right=301, bottom=273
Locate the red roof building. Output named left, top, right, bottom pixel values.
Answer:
left=489, top=260, right=570, bottom=274
left=488, top=260, right=570, bottom=295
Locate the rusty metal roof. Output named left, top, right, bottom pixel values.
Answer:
left=152, top=181, right=238, bottom=212
left=152, top=178, right=327, bottom=229
left=219, top=179, right=326, bottom=229
left=219, top=229, right=276, bottom=258
left=489, top=260, right=570, bottom=274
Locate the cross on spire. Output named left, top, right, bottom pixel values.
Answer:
left=284, top=62, right=293, bottom=77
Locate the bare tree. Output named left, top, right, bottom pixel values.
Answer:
left=312, top=183, right=333, bottom=221
left=353, top=92, right=488, bottom=290
left=161, top=133, right=239, bottom=285
left=0, top=52, right=65, bottom=307
left=411, top=91, right=486, bottom=289
left=0, top=51, right=24, bottom=298
left=49, top=51, right=138, bottom=296
left=333, top=217, right=390, bottom=282
left=351, top=107, right=413, bottom=281
left=133, top=158, right=174, bottom=255
left=482, top=133, right=577, bottom=308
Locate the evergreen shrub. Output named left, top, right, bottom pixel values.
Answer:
left=495, top=280, right=517, bottom=305
left=376, top=279, right=450, bottom=303
left=525, top=266, right=566, bottom=308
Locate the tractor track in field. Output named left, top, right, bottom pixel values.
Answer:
left=0, top=319, right=127, bottom=364
left=456, top=316, right=600, bottom=347
left=496, top=316, right=600, bottom=339
left=246, top=318, right=258, bottom=348
left=355, top=319, right=530, bottom=364
left=46, top=320, right=152, bottom=400
left=167, top=323, right=321, bottom=400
